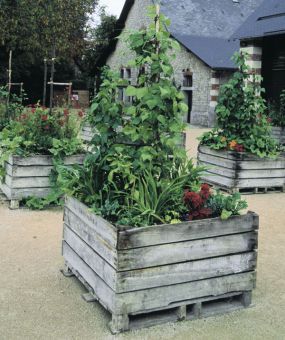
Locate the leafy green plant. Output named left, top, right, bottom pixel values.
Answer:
left=59, top=6, right=248, bottom=227
left=200, top=52, right=281, bottom=158
left=206, top=191, right=248, bottom=220
left=0, top=105, right=84, bottom=208
left=268, top=90, right=285, bottom=127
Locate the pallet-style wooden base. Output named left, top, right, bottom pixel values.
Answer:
left=62, top=262, right=253, bottom=334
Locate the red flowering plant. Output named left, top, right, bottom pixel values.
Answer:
left=0, top=105, right=84, bottom=178
left=182, top=184, right=248, bottom=221
left=183, top=184, right=212, bottom=221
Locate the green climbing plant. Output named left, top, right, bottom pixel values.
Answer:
left=200, top=52, right=282, bottom=158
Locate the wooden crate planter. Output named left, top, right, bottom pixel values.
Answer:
left=0, top=154, right=85, bottom=209
left=271, top=127, right=285, bottom=145
left=198, top=145, right=285, bottom=193
left=62, top=196, right=259, bottom=334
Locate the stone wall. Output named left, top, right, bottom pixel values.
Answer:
left=107, top=0, right=232, bottom=127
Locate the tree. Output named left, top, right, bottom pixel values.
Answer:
left=0, top=0, right=98, bottom=60
left=74, top=9, right=117, bottom=87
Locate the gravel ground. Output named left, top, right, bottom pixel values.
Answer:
left=0, top=128, right=285, bottom=340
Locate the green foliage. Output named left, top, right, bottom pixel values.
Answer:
left=80, top=9, right=117, bottom=78
left=0, top=105, right=83, bottom=180
left=206, top=191, right=248, bottom=220
left=0, top=0, right=98, bottom=60
left=59, top=6, right=248, bottom=227
left=268, top=90, right=285, bottom=127
left=0, top=86, right=25, bottom=130
left=200, top=52, right=281, bottom=158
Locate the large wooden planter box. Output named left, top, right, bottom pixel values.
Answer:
left=271, top=127, right=285, bottom=145
left=62, top=196, right=258, bottom=333
left=198, top=145, right=285, bottom=193
left=0, top=154, right=85, bottom=208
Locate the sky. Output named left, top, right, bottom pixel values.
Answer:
left=99, top=0, right=125, bottom=17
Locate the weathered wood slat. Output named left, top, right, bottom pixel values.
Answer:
left=198, top=146, right=285, bottom=191
left=114, top=271, right=256, bottom=314
left=64, top=209, right=118, bottom=268
left=63, top=241, right=256, bottom=315
left=237, top=177, right=285, bottom=188
left=65, top=196, right=118, bottom=245
left=117, top=252, right=257, bottom=293
left=5, top=163, right=54, bottom=177
left=200, top=173, right=236, bottom=188
left=63, top=226, right=117, bottom=290
left=117, top=232, right=257, bottom=271
left=206, top=167, right=285, bottom=179
left=7, top=154, right=85, bottom=166
left=117, top=212, right=257, bottom=249
left=0, top=183, right=51, bottom=200
left=198, top=153, right=236, bottom=169
left=5, top=174, right=50, bottom=189
left=62, top=243, right=116, bottom=313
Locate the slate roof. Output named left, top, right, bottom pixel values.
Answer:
left=160, top=0, right=264, bottom=39
left=100, top=0, right=264, bottom=69
left=232, top=0, right=285, bottom=40
left=172, top=33, right=240, bottom=69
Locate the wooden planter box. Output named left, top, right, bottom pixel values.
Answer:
left=62, top=196, right=258, bottom=333
left=271, top=127, right=285, bottom=145
left=0, top=154, right=85, bottom=209
left=198, top=145, right=285, bottom=193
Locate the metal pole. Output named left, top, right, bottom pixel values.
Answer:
left=49, top=46, right=56, bottom=114
left=43, top=58, right=47, bottom=106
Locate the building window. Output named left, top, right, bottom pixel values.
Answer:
left=182, top=69, right=193, bottom=123
left=125, top=68, right=132, bottom=80
left=118, top=67, right=132, bottom=105
left=182, top=69, right=193, bottom=87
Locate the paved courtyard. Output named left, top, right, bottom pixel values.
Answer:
left=0, top=128, right=285, bottom=340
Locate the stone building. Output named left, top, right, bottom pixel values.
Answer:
left=102, top=0, right=263, bottom=126
left=233, top=0, right=285, bottom=104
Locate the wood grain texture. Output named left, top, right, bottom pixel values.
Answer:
left=8, top=154, right=85, bottom=166
left=114, top=271, right=256, bottom=314
left=198, top=145, right=285, bottom=190
left=65, top=196, right=118, bottom=247
left=116, top=252, right=257, bottom=293
left=117, top=212, right=257, bottom=249
left=62, top=243, right=116, bottom=313
left=5, top=174, right=50, bottom=189
left=63, top=226, right=117, bottom=290
left=117, top=232, right=258, bottom=271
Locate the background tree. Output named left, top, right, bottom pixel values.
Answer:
left=0, top=0, right=102, bottom=103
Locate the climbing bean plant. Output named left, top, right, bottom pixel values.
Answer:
left=200, top=53, right=282, bottom=158
left=59, top=6, right=247, bottom=226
